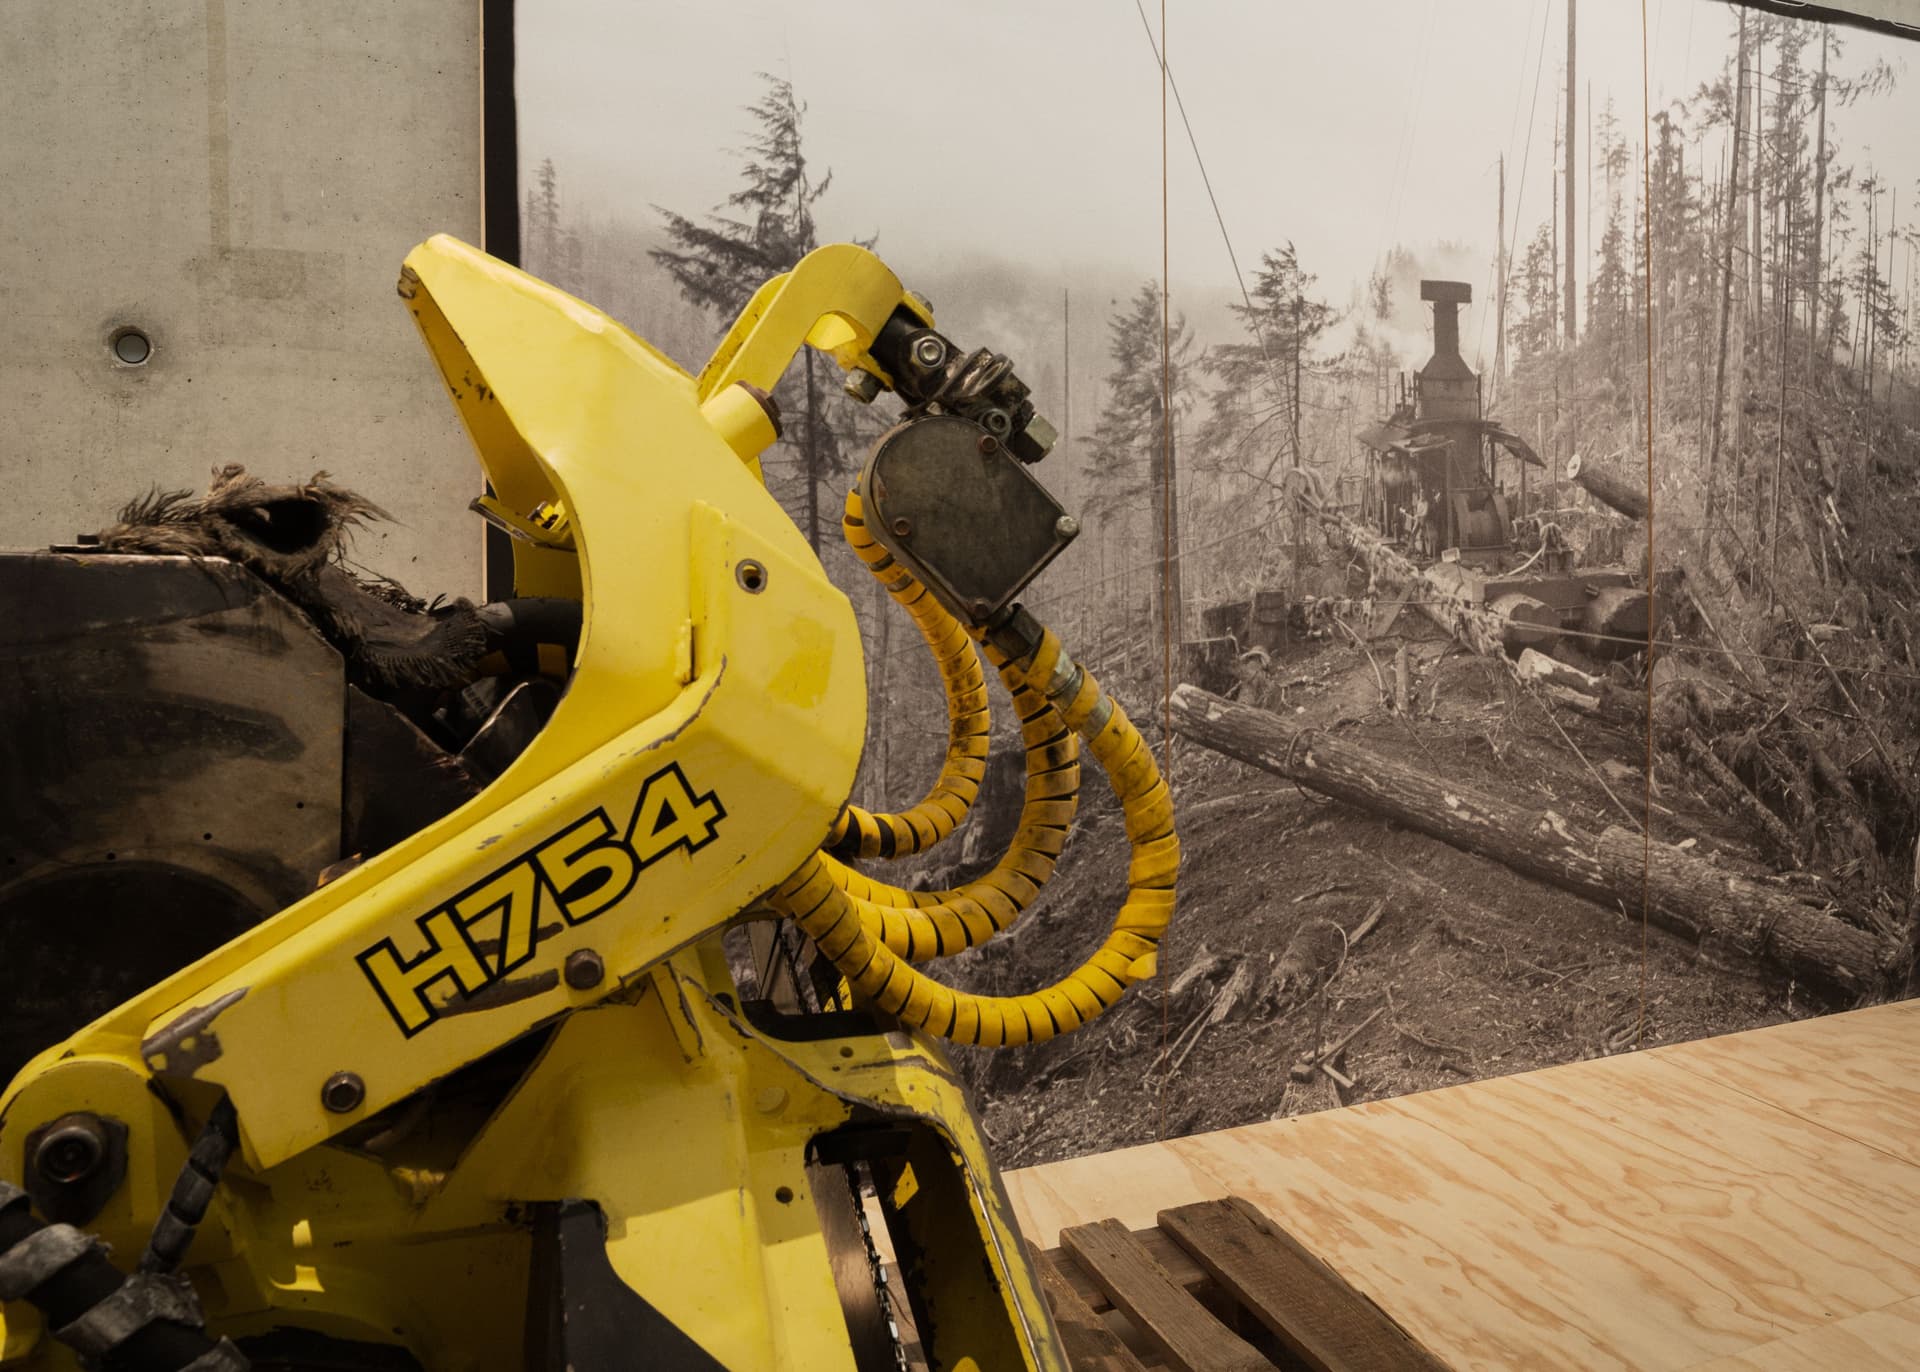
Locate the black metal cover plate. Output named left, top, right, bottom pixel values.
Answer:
left=857, top=414, right=1076, bottom=621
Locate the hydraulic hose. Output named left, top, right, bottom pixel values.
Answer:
left=773, top=628, right=1177, bottom=1046
left=822, top=640, right=1079, bottom=960
left=824, top=492, right=989, bottom=859
left=0, top=1180, right=246, bottom=1370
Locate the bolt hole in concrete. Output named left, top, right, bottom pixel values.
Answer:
left=110, top=327, right=151, bottom=365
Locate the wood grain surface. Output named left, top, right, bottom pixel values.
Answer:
left=1006, top=999, right=1920, bottom=1371
left=1031, top=1247, right=1149, bottom=1372
left=1060, top=1218, right=1272, bottom=1371
left=1157, top=1197, right=1448, bottom=1370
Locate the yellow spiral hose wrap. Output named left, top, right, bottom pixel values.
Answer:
left=772, top=628, right=1178, bottom=1046
left=825, top=492, right=989, bottom=859
left=822, top=641, right=1081, bottom=960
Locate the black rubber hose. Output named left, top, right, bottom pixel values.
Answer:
left=0, top=1194, right=236, bottom=1370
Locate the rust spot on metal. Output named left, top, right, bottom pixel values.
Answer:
left=142, top=986, right=248, bottom=1076
left=437, top=969, right=558, bottom=1017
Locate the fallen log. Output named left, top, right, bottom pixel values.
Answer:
left=1514, top=649, right=1644, bottom=724
left=1169, top=683, right=1891, bottom=995
left=1288, top=479, right=1527, bottom=657
left=1566, top=452, right=1649, bottom=520
left=1680, top=727, right=1804, bottom=868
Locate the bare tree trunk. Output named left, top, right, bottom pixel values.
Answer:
left=1565, top=0, right=1578, bottom=344
left=1170, top=685, right=1890, bottom=994
left=1495, top=154, right=1508, bottom=400
left=1705, top=7, right=1750, bottom=568
left=1773, top=207, right=1791, bottom=606
left=1810, top=29, right=1829, bottom=358
left=1750, top=26, right=1766, bottom=343
left=1733, top=28, right=1761, bottom=526
left=1859, top=193, right=1875, bottom=384
left=1884, top=191, right=1900, bottom=405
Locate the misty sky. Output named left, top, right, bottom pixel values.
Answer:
left=519, top=1, right=1917, bottom=368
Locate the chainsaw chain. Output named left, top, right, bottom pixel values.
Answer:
left=846, top=1164, right=910, bottom=1371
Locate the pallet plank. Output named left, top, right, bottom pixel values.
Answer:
left=1158, top=1198, right=1448, bottom=1371
left=1032, top=1248, right=1150, bottom=1372
left=1060, top=1218, right=1271, bottom=1372
left=1040, top=1229, right=1211, bottom=1315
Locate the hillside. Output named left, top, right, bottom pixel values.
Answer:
left=907, top=365, right=1920, bottom=1168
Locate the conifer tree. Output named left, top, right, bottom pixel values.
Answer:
left=652, top=75, right=867, bottom=551
left=1084, top=283, right=1194, bottom=637
left=1202, top=245, right=1339, bottom=487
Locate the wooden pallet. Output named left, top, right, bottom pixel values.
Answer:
left=1033, top=1197, right=1447, bottom=1371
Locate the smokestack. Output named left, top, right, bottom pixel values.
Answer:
left=1421, top=279, right=1471, bottom=363
left=1416, top=280, right=1477, bottom=420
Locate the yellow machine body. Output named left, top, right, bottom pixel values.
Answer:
left=0, top=239, right=1061, bottom=1369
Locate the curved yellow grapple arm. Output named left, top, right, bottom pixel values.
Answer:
left=1, top=236, right=893, bottom=1171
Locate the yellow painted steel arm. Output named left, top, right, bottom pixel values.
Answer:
left=696, top=243, right=933, bottom=404
left=0, top=238, right=1089, bottom=1371
left=0, top=236, right=871, bottom=1172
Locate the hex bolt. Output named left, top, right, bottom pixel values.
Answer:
left=565, top=948, right=605, bottom=990
left=320, top=1071, right=366, bottom=1114
left=33, top=1114, right=110, bottom=1186
left=968, top=599, right=994, bottom=621
left=890, top=517, right=913, bottom=538
left=911, top=335, right=946, bottom=369
left=1055, top=515, right=1081, bottom=539
left=842, top=370, right=882, bottom=404
left=977, top=434, right=1000, bottom=456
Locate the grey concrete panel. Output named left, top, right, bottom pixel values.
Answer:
left=0, top=1, right=484, bottom=598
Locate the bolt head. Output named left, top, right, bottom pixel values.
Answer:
left=321, top=1071, right=366, bottom=1114
left=842, top=370, right=882, bottom=404
left=1054, top=514, right=1081, bottom=539
left=911, top=335, right=946, bottom=368
left=34, top=1116, right=109, bottom=1185
left=564, top=948, right=606, bottom=990
left=1020, top=413, right=1060, bottom=458
left=977, top=433, right=1000, bottom=456
left=890, top=516, right=913, bottom=538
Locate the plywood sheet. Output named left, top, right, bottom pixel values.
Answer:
left=1682, top=1294, right=1920, bottom=1371
left=1006, top=1001, right=1920, bottom=1372
left=1655, top=1001, right=1920, bottom=1166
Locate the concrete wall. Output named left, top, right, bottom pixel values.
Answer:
left=0, top=2, right=485, bottom=597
